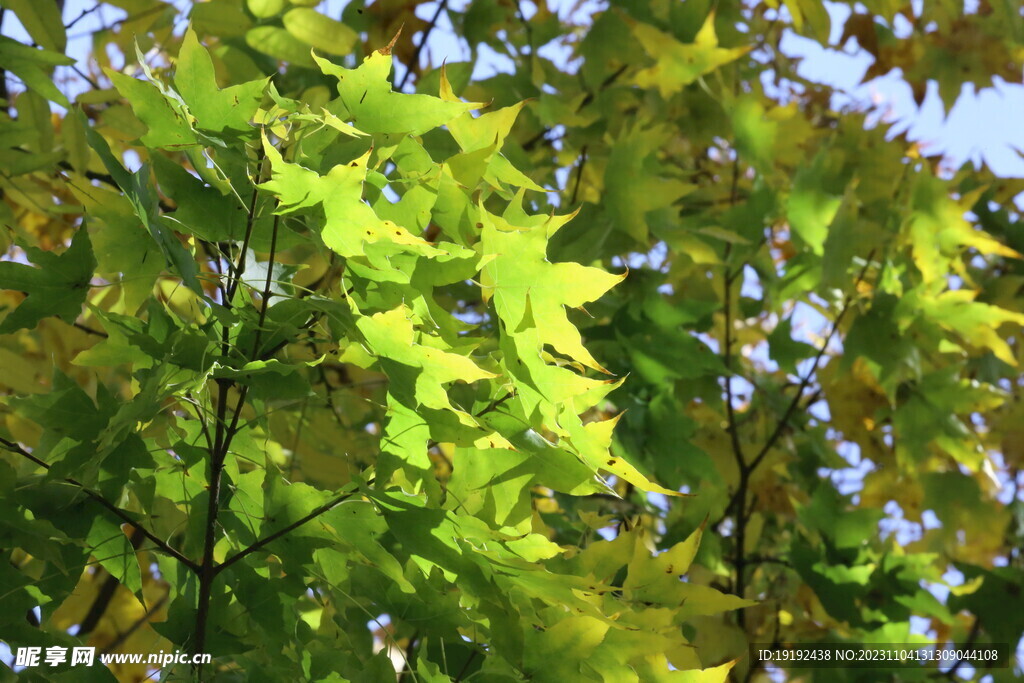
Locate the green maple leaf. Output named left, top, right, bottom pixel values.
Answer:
left=907, top=289, right=1024, bottom=366
left=479, top=205, right=679, bottom=495
left=175, top=27, right=267, bottom=134
left=357, top=306, right=498, bottom=427
left=905, top=175, right=1020, bottom=285
left=82, top=117, right=204, bottom=294
left=605, top=123, right=694, bottom=242
left=106, top=69, right=199, bottom=150
left=0, top=227, right=95, bottom=334
left=439, top=73, right=544, bottom=192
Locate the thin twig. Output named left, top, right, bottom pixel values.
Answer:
left=100, top=591, right=170, bottom=655
left=744, top=251, right=875, bottom=474
left=78, top=528, right=145, bottom=637
left=716, top=253, right=876, bottom=528
left=453, top=649, right=479, bottom=682
left=943, top=617, right=982, bottom=680
left=195, top=205, right=281, bottom=660
left=65, top=3, right=102, bottom=30
left=720, top=158, right=750, bottom=625
left=475, top=392, right=513, bottom=418
left=226, top=151, right=266, bottom=303
left=570, top=145, right=587, bottom=204
left=215, top=486, right=365, bottom=574
left=523, top=64, right=629, bottom=151
left=397, top=631, right=420, bottom=682
left=69, top=63, right=101, bottom=91
left=73, top=321, right=108, bottom=337
left=248, top=212, right=281, bottom=361
left=396, top=0, right=449, bottom=91
left=67, top=4, right=166, bottom=40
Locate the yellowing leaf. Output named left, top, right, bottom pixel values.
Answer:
left=357, top=306, right=496, bottom=417
left=676, top=659, right=738, bottom=682
left=480, top=207, right=623, bottom=373
left=260, top=137, right=442, bottom=264
left=905, top=174, right=1021, bottom=285
left=313, top=50, right=482, bottom=135
left=631, top=14, right=750, bottom=97
left=909, top=289, right=1024, bottom=366
left=565, top=410, right=683, bottom=496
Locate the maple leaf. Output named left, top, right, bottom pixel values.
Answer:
left=631, top=13, right=750, bottom=98
left=174, top=28, right=267, bottom=134
left=0, top=228, right=95, bottom=334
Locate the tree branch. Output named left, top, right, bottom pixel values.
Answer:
left=744, top=251, right=875, bottom=474
left=195, top=203, right=281, bottom=661
left=72, top=321, right=108, bottom=338
left=0, top=437, right=198, bottom=572
left=718, top=250, right=876, bottom=624
left=215, top=486, right=364, bottom=575
left=570, top=144, right=588, bottom=205
left=225, top=150, right=266, bottom=304
left=396, top=0, right=449, bottom=91
left=100, top=591, right=170, bottom=655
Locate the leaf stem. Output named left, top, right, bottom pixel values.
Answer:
left=226, top=155, right=265, bottom=304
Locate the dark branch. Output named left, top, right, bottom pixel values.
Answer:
left=744, top=251, right=876, bottom=474
left=570, top=144, right=588, bottom=205
left=215, top=486, right=364, bottom=575
left=100, top=591, right=169, bottom=655
left=396, top=0, right=449, bottom=91
left=0, top=437, right=198, bottom=572
left=72, top=321, right=108, bottom=337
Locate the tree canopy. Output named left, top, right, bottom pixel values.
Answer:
left=1, top=0, right=1023, bottom=681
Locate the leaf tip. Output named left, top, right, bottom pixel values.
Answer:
left=379, top=26, right=403, bottom=56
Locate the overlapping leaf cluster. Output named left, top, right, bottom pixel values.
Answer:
left=0, top=6, right=748, bottom=681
